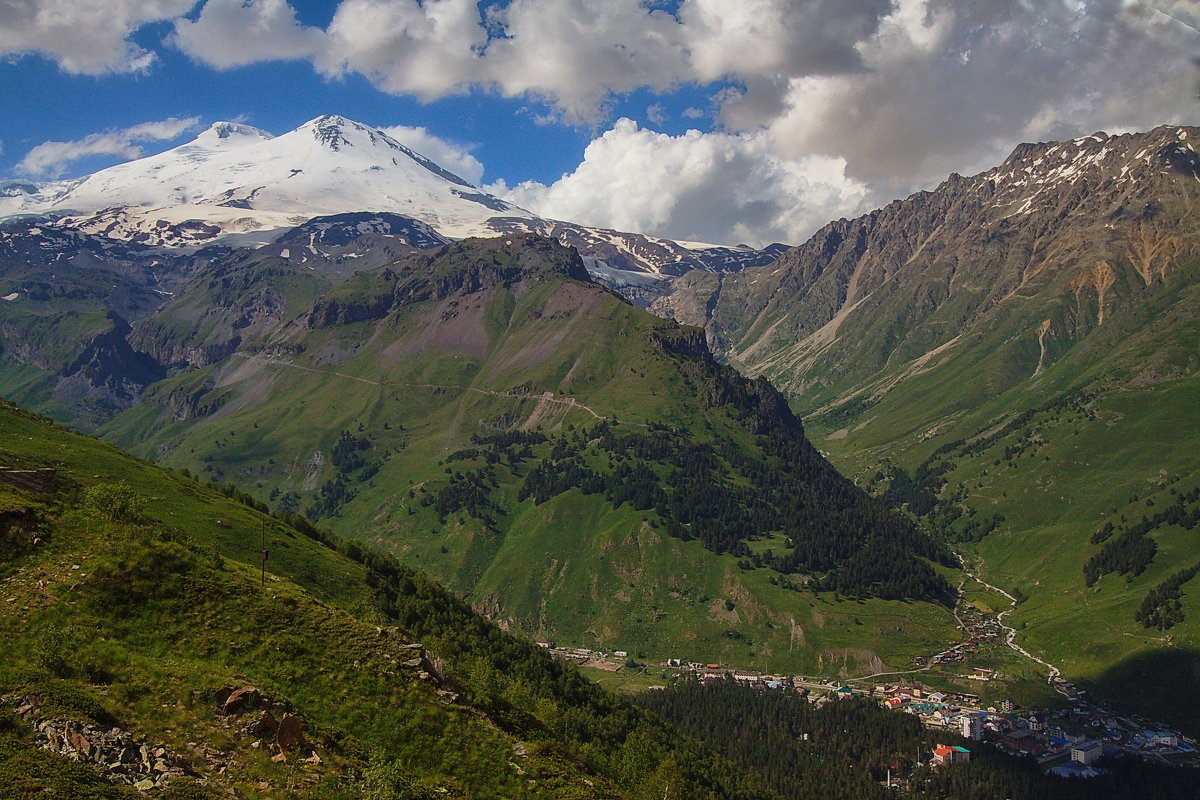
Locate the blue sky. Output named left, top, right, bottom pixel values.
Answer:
left=0, top=0, right=1196, bottom=246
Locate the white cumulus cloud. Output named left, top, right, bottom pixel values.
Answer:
left=170, top=0, right=323, bottom=67
left=499, top=118, right=869, bottom=247
left=0, top=0, right=197, bottom=74
left=162, top=0, right=1198, bottom=246
left=18, top=116, right=201, bottom=178
left=380, top=125, right=485, bottom=186
left=737, top=0, right=1200, bottom=191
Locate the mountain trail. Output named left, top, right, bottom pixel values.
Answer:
left=239, top=352, right=617, bottom=424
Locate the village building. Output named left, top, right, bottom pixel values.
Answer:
left=1150, top=730, right=1179, bottom=747
left=960, top=713, right=984, bottom=740
left=931, top=744, right=970, bottom=767
left=1072, top=740, right=1103, bottom=765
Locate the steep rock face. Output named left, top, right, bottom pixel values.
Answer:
left=657, top=125, right=1200, bottom=407
left=131, top=251, right=335, bottom=370
left=52, top=313, right=164, bottom=425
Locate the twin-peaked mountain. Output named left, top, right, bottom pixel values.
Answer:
left=0, top=114, right=783, bottom=278
left=0, top=117, right=528, bottom=245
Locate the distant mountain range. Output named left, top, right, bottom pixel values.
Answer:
left=0, top=114, right=785, bottom=287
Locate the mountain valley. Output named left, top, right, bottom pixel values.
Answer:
left=2, top=115, right=1199, bottom=742
left=653, top=124, right=1200, bottom=728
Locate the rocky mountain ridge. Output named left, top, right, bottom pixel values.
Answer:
left=653, top=124, right=1199, bottom=396
left=650, top=123, right=1200, bottom=726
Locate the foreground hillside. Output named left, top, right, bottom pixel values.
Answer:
left=654, top=125, right=1200, bottom=724
left=0, top=399, right=780, bottom=799
left=96, top=235, right=958, bottom=675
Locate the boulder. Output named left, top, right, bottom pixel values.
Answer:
left=219, top=686, right=262, bottom=715
left=246, top=709, right=278, bottom=738
left=276, top=713, right=307, bottom=754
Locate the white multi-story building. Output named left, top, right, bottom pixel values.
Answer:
left=1072, top=740, right=1103, bottom=765
left=960, top=713, right=984, bottom=740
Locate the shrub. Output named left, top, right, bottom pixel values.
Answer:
left=81, top=483, right=146, bottom=522
left=89, top=535, right=200, bottom=604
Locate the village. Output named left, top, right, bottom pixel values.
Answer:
left=535, top=635, right=1199, bottom=779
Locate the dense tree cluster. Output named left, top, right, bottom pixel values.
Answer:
left=308, top=477, right=355, bottom=520
left=306, top=429, right=387, bottom=519
left=639, top=682, right=1200, bottom=800
left=1084, top=488, right=1200, bottom=587
left=639, top=683, right=925, bottom=800
left=1136, top=562, right=1200, bottom=631
left=421, top=465, right=501, bottom=523
left=1083, top=530, right=1158, bottom=587
left=443, top=411, right=954, bottom=603
left=330, top=429, right=372, bottom=472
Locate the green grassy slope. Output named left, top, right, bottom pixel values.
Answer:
left=0, top=399, right=776, bottom=800
left=805, top=257, right=1200, bottom=729
left=658, top=127, right=1200, bottom=724
left=98, top=235, right=960, bottom=676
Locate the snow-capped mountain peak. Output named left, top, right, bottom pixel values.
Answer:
left=0, top=114, right=533, bottom=246
left=193, top=121, right=275, bottom=146
left=0, top=114, right=784, bottom=288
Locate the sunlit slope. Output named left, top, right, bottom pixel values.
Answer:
left=652, top=125, right=1200, bottom=723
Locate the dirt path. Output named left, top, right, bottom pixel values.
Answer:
left=846, top=563, right=1063, bottom=686
left=237, top=353, right=614, bottom=422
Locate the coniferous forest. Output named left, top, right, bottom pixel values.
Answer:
left=638, top=682, right=1200, bottom=800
